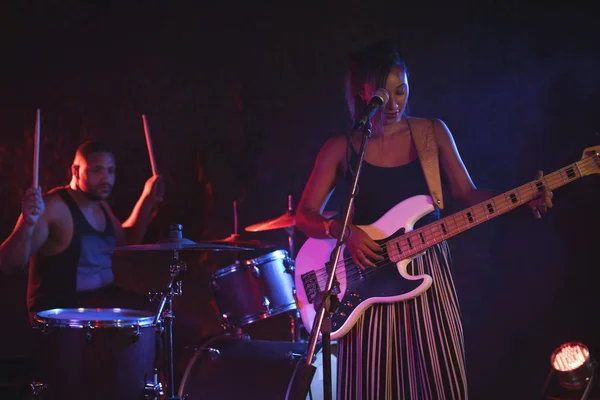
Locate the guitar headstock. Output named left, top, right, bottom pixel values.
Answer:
left=580, top=145, right=600, bottom=176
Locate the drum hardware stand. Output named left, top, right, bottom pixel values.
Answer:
left=286, top=121, right=373, bottom=400
left=144, top=368, right=164, bottom=400
left=285, top=194, right=310, bottom=343
left=285, top=194, right=296, bottom=260
left=219, top=314, right=244, bottom=336
left=149, top=248, right=187, bottom=400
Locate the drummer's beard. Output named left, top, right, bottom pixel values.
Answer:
left=83, top=184, right=113, bottom=201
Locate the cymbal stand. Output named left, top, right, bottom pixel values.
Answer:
left=285, top=194, right=296, bottom=260
left=149, top=249, right=187, bottom=400
left=286, top=194, right=305, bottom=342
left=226, top=199, right=244, bottom=256
left=233, top=199, right=239, bottom=236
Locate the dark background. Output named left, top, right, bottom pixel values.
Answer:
left=1, top=2, right=599, bottom=399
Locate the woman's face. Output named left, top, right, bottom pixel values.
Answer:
left=383, top=66, right=409, bottom=125
left=362, top=65, right=409, bottom=126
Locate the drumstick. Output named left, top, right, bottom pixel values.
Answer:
left=142, top=114, right=158, bottom=176
left=33, top=109, right=40, bottom=188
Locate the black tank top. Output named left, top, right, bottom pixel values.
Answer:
left=343, top=141, right=440, bottom=227
left=27, top=188, right=116, bottom=314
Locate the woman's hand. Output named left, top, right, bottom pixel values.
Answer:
left=528, top=170, right=554, bottom=219
left=330, top=221, right=384, bottom=269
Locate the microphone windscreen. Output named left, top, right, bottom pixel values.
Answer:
left=373, top=88, right=390, bottom=105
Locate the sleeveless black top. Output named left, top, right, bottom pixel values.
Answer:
left=27, top=188, right=116, bottom=314
left=343, top=141, right=440, bottom=227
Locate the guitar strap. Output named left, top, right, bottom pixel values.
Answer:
left=409, top=118, right=444, bottom=209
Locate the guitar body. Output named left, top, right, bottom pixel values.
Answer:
left=294, top=195, right=437, bottom=340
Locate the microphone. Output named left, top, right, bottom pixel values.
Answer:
left=353, top=88, right=390, bottom=130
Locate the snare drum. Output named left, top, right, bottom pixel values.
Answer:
left=33, top=308, right=159, bottom=400
left=211, top=249, right=296, bottom=326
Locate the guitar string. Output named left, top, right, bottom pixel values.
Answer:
left=305, top=155, right=598, bottom=290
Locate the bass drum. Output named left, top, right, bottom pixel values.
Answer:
left=178, top=335, right=337, bottom=400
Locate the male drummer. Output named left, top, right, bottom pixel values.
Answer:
left=0, top=140, right=164, bottom=321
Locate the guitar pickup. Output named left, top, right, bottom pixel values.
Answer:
left=301, top=264, right=341, bottom=305
left=301, top=271, right=320, bottom=304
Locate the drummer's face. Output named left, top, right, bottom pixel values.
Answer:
left=80, top=152, right=115, bottom=200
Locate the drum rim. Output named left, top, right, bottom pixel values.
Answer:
left=212, top=262, right=243, bottom=279
left=212, top=249, right=289, bottom=279
left=244, top=249, right=288, bottom=266
left=237, top=302, right=297, bottom=326
left=33, top=308, right=156, bottom=328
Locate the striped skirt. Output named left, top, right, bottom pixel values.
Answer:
left=336, top=241, right=468, bottom=400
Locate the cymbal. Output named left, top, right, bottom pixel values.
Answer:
left=205, top=234, right=274, bottom=248
left=245, top=210, right=337, bottom=232
left=113, top=237, right=252, bottom=252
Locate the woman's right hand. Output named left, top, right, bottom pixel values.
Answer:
left=331, top=221, right=384, bottom=269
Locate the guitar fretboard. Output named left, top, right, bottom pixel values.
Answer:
left=386, top=160, right=586, bottom=263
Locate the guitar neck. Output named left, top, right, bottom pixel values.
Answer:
left=387, top=160, right=586, bottom=262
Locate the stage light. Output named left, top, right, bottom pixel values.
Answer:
left=551, top=341, right=596, bottom=392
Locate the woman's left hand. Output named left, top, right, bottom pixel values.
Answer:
left=528, top=170, right=554, bottom=219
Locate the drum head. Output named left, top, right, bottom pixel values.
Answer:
left=34, top=308, right=155, bottom=328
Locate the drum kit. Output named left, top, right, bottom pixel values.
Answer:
left=29, top=196, right=337, bottom=400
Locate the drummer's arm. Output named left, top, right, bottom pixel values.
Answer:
left=0, top=195, right=53, bottom=273
left=120, top=175, right=163, bottom=245
left=119, top=200, right=154, bottom=245
left=103, top=203, right=129, bottom=247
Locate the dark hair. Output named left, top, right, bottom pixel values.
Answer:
left=345, top=40, right=409, bottom=126
left=75, top=140, right=114, bottom=160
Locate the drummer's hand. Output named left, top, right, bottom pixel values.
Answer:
left=143, top=174, right=165, bottom=204
left=330, top=221, right=384, bottom=269
left=22, top=187, right=44, bottom=227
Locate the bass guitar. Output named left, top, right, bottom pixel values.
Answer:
left=294, top=145, right=600, bottom=340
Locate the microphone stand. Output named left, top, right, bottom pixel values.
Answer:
left=286, top=121, right=373, bottom=400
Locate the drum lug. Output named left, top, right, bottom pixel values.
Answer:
left=262, top=296, right=271, bottom=311
left=200, top=347, right=221, bottom=361
left=41, top=323, right=51, bottom=334
left=155, top=323, right=165, bottom=336
left=252, top=266, right=260, bottom=278
left=283, top=257, right=295, bottom=274
left=132, top=324, right=141, bottom=343
left=210, top=279, right=219, bottom=291
left=85, top=324, right=94, bottom=343
left=29, top=380, right=47, bottom=397
left=220, top=314, right=234, bottom=332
